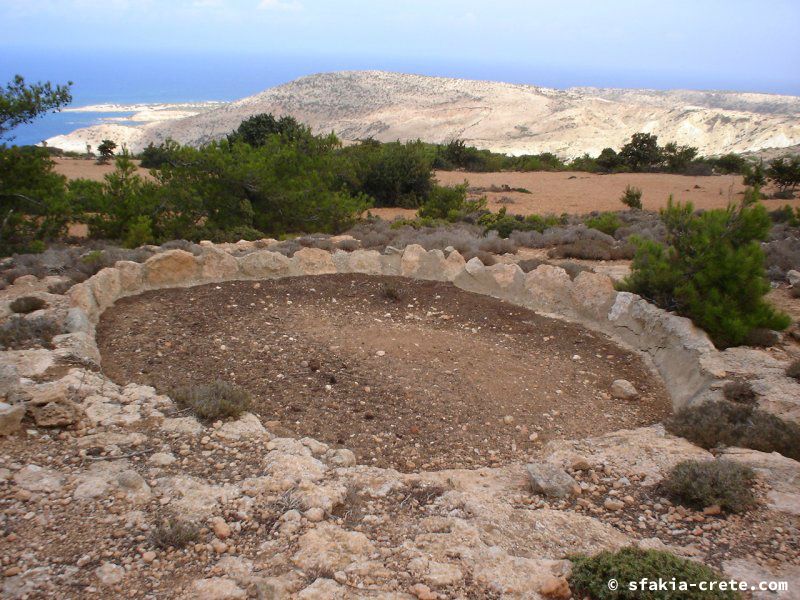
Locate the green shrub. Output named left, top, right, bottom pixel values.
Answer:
left=173, top=380, right=252, bottom=421
left=570, top=547, right=740, bottom=599
left=0, top=146, right=72, bottom=256
left=9, top=296, right=47, bottom=314
left=621, top=185, right=643, bottom=209
left=666, top=400, right=800, bottom=461
left=660, top=459, right=756, bottom=513
left=150, top=518, right=199, bottom=549
left=123, top=215, right=155, bottom=248
left=621, top=192, right=790, bottom=348
left=585, top=212, right=622, bottom=236
left=417, top=184, right=479, bottom=220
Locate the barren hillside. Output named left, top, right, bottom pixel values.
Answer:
left=47, top=71, right=800, bottom=157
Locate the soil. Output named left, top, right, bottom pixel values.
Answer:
left=97, top=274, right=671, bottom=472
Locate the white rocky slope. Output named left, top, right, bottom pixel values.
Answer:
left=47, top=71, right=800, bottom=158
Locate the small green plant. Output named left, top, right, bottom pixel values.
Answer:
left=9, top=296, right=47, bottom=314
left=123, top=215, right=155, bottom=248
left=787, top=359, right=800, bottom=381
left=380, top=283, right=403, bottom=302
left=722, top=380, right=756, bottom=404
left=585, top=212, right=622, bottom=236
left=666, top=400, right=800, bottom=461
left=570, top=547, right=740, bottom=599
left=620, top=185, right=643, bottom=209
left=660, top=459, right=756, bottom=513
left=173, top=380, right=252, bottom=421
left=150, top=518, right=199, bottom=549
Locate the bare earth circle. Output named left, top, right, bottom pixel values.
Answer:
left=97, top=274, right=671, bottom=470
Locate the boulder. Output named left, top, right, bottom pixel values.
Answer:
left=144, top=250, right=201, bottom=287
left=292, top=247, right=337, bottom=275
left=200, top=246, right=240, bottom=280
left=787, top=269, right=800, bottom=287
left=345, top=249, right=383, bottom=275
left=401, top=245, right=449, bottom=281
left=114, top=260, right=144, bottom=293
left=237, top=250, right=291, bottom=279
left=523, top=265, right=574, bottom=315
left=0, top=402, right=25, bottom=436
left=611, top=379, right=639, bottom=400
left=89, top=267, right=122, bottom=312
left=0, top=363, right=19, bottom=398
left=526, top=463, right=580, bottom=498
left=571, top=270, right=617, bottom=319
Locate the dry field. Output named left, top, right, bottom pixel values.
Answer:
left=53, top=158, right=800, bottom=219
left=371, top=170, right=800, bottom=219
left=53, top=157, right=153, bottom=181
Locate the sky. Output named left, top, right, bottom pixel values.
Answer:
left=1, top=0, right=799, bottom=99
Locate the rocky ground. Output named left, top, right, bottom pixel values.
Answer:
left=96, top=275, right=670, bottom=472
left=1, top=243, right=799, bottom=599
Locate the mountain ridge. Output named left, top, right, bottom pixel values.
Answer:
left=46, top=70, right=800, bottom=158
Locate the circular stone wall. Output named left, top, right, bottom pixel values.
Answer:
left=97, top=274, right=670, bottom=470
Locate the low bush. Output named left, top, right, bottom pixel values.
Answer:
left=173, top=380, right=252, bottom=421
left=722, top=380, right=756, bottom=404
left=744, top=327, right=780, bottom=348
left=787, top=359, right=800, bottom=381
left=660, top=459, right=756, bottom=513
left=9, top=296, right=47, bottom=314
left=0, top=315, right=62, bottom=350
left=585, top=212, right=622, bottom=236
left=666, top=400, right=800, bottom=461
left=150, top=518, right=199, bottom=549
left=570, top=547, right=739, bottom=599
left=763, top=236, right=800, bottom=280
left=548, top=239, right=613, bottom=261
left=619, top=185, right=642, bottom=210
left=380, top=283, right=403, bottom=302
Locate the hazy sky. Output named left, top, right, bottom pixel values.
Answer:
left=2, top=0, right=799, bottom=94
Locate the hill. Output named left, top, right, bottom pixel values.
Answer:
left=47, top=71, right=800, bottom=158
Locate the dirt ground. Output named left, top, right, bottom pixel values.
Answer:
left=53, top=157, right=153, bottom=181
left=53, top=159, right=798, bottom=219
left=369, top=170, right=800, bottom=220
left=97, top=275, right=671, bottom=472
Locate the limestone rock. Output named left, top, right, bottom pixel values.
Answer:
left=183, top=577, right=246, bottom=600
left=0, top=402, right=24, bottom=436
left=144, top=250, right=201, bottom=287
left=526, top=463, right=580, bottom=499
left=611, top=379, right=639, bottom=400
left=114, top=260, right=145, bottom=293
left=292, top=247, right=337, bottom=275
left=200, top=246, right=240, bottom=280
left=216, top=412, right=267, bottom=441
left=0, top=363, right=19, bottom=398
left=29, top=398, right=82, bottom=428
left=14, top=465, right=64, bottom=492
left=95, top=562, right=125, bottom=586
left=237, top=250, right=291, bottom=279
left=161, top=416, right=204, bottom=435
left=293, top=523, right=375, bottom=572
left=787, top=269, right=800, bottom=286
